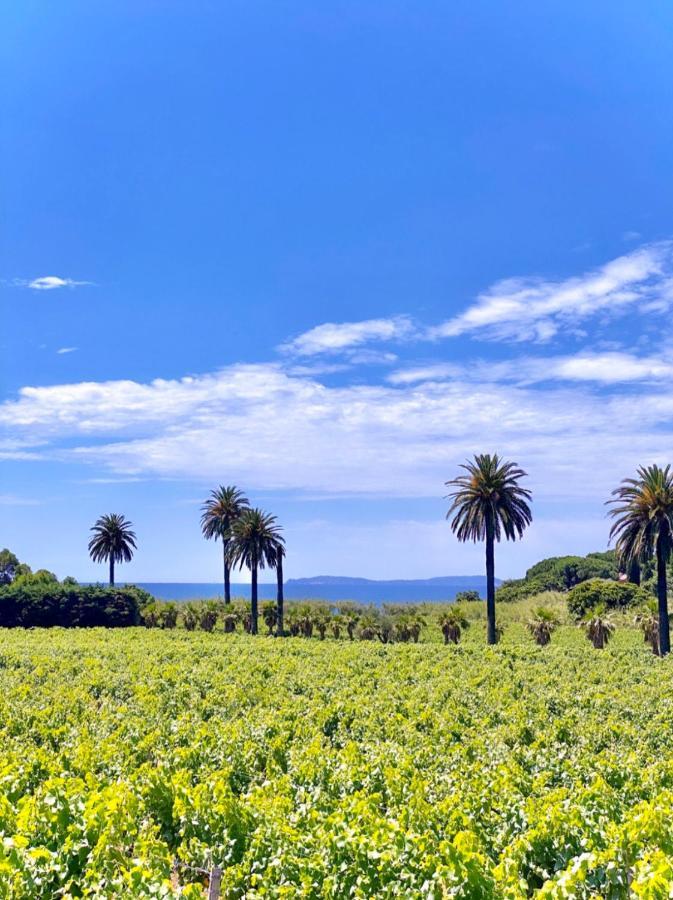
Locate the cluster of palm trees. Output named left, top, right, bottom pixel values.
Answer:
left=446, top=454, right=673, bottom=655
left=86, top=456, right=673, bottom=654
left=199, top=486, right=285, bottom=635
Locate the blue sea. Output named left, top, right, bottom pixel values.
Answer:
left=130, top=581, right=487, bottom=604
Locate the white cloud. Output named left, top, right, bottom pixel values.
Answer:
left=26, top=276, right=91, bottom=290
left=3, top=361, right=673, bottom=505
left=389, top=351, right=673, bottom=386
left=429, top=242, right=672, bottom=342
left=281, top=316, right=415, bottom=356
left=56, top=347, right=78, bottom=355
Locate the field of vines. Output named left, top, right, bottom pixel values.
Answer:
left=1, top=623, right=673, bottom=898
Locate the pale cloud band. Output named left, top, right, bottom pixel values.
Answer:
left=2, top=361, right=673, bottom=504
left=282, top=241, right=673, bottom=356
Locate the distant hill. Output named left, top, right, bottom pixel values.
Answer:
left=286, top=575, right=501, bottom=587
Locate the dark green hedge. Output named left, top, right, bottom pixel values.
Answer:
left=0, top=584, right=141, bottom=628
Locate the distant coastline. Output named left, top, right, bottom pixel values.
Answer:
left=124, top=576, right=497, bottom=604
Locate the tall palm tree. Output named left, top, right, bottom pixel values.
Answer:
left=608, top=464, right=673, bottom=656
left=226, top=508, right=284, bottom=635
left=446, top=454, right=532, bottom=645
left=88, top=513, right=137, bottom=586
left=272, top=543, right=286, bottom=637
left=200, top=486, right=249, bottom=604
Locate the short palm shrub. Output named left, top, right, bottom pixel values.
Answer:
left=526, top=607, right=559, bottom=647
left=358, top=613, right=379, bottom=641
left=158, top=603, right=178, bottom=629
left=312, top=609, right=330, bottom=640
left=262, top=601, right=277, bottom=635
left=330, top=615, right=343, bottom=639
left=438, top=607, right=469, bottom=645
left=182, top=603, right=199, bottom=631
left=198, top=600, right=220, bottom=633
left=582, top=608, right=615, bottom=649
left=635, top=602, right=660, bottom=655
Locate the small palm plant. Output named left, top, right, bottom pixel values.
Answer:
left=200, top=486, right=249, bottom=604
left=198, top=600, right=220, bottom=633
left=446, top=454, right=532, bottom=645
left=88, top=513, right=137, bottom=586
left=608, top=464, right=673, bottom=656
left=182, top=603, right=199, bottom=631
left=330, top=615, right=343, bottom=640
left=439, top=607, right=469, bottom=645
left=227, top=508, right=284, bottom=635
left=582, top=607, right=615, bottom=650
left=527, top=607, right=559, bottom=647
left=635, top=601, right=660, bottom=655
left=261, top=601, right=278, bottom=636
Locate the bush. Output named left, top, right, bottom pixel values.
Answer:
left=525, top=553, right=618, bottom=591
left=0, top=583, right=141, bottom=628
left=567, top=578, right=651, bottom=620
left=455, top=590, right=481, bottom=603
left=496, top=578, right=546, bottom=603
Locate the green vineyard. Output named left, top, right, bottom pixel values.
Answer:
left=1, top=623, right=672, bottom=898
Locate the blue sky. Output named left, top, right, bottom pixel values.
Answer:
left=3, top=1, right=673, bottom=582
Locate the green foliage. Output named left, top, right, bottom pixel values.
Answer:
left=525, top=552, right=618, bottom=589
left=0, top=548, right=21, bottom=584
left=567, top=578, right=652, bottom=619
left=455, top=589, right=481, bottom=603
left=497, top=551, right=620, bottom=602
left=495, top=577, right=546, bottom=603
left=0, top=583, right=140, bottom=627
left=0, top=627, right=671, bottom=895
left=11, top=568, right=58, bottom=587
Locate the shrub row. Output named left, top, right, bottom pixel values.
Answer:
left=0, top=583, right=141, bottom=628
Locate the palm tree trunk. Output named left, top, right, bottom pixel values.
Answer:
left=276, top=555, right=284, bottom=637
left=109, top=556, right=115, bottom=587
left=250, top=558, right=258, bottom=635
left=657, top=535, right=670, bottom=656
left=223, top=547, right=231, bottom=604
left=485, top=517, right=496, bottom=646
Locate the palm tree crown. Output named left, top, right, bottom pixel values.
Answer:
left=200, top=485, right=249, bottom=603
left=608, top=464, right=673, bottom=655
left=88, top=513, right=137, bottom=586
left=446, top=453, right=532, bottom=542
left=608, top=464, right=673, bottom=564
left=227, top=508, right=284, bottom=573
left=200, top=485, right=249, bottom=542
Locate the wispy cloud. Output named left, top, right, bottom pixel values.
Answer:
left=56, top=347, right=78, bottom=355
left=0, top=494, right=40, bottom=506
left=280, top=315, right=415, bottom=356
left=389, top=351, right=673, bottom=386
left=429, top=242, right=673, bottom=342
left=24, top=276, right=92, bottom=291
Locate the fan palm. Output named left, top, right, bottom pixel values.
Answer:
left=88, top=513, right=137, bottom=586
left=226, top=508, right=284, bottom=635
left=608, top=464, right=673, bottom=656
left=200, top=486, right=249, bottom=604
left=446, top=454, right=532, bottom=645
